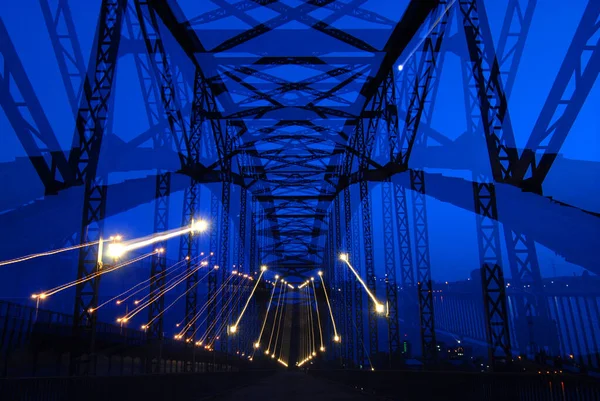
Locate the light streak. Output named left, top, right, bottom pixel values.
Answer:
left=119, top=258, right=210, bottom=322
left=186, top=273, right=241, bottom=341
left=339, top=254, right=385, bottom=314
left=253, top=280, right=278, bottom=352
left=317, top=271, right=339, bottom=342
left=182, top=273, right=238, bottom=337
left=205, top=276, right=252, bottom=347
left=33, top=251, right=156, bottom=299
left=266, top=279, right=285, bottom=354
left=271, top=285, right=288, bottom=359
left=106, top=220, right=208, bottom=259
left=229, top=266, right=267, bottom=334
left=396, top=0, right=457, bottom=71
left=141, top=265, right=214, bottom=328
left=305, top=286, right=316, bottom=356
left=0, top=239, right=101, bottom=267
left=310, top=278, right=324, bottom=352
left=92, top=256, right=193, bottom=312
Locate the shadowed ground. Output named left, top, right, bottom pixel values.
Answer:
left=202, top=371, right=384, bottom=401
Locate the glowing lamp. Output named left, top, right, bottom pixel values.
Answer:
left=339, top=253, right=348, bottom=262
left=107, top=243, right=126, bottom=258
left=229, top=325, right=237, bottom=334
left=375, top=303, right=385, bottom=314
left=192, top=219, right=208, bottom=233
left=260, top=265, right=267, bottom=272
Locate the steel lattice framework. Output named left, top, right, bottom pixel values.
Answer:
left=3, top=0, right=599, bottom=372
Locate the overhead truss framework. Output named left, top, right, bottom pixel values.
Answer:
left=2, top=0, right=598, bottom=371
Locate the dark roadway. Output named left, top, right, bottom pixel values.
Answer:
left=202, top=371, right=385, bottom=401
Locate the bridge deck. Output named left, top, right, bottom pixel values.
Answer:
left=205, top=371, right=380, bottom=401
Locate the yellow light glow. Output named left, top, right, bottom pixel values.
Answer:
left=107, top=243, right=126, bottom=258
left=260, top=265, right=267, bottom=272
left=339, top=253, right=348, bottom=262
left=320, top=347, right=325, bottom=352
left=310, top=277, right=314, bottom=281
left=229, top=325, right=237, bottom=334
left=275, top=275, right=279, bottom=279
left=191, top=219, right=209, bottom=233
left=312, top=352, right=316, bottom=356
left=334, top=335, right=341, bottom=343
left=318, top=271, right=323, bottom=276
left=375, top=303, right=385, bottom=314
left=254, top=342, right=260, bottom=349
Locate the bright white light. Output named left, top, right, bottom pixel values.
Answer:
left=260, top=265, right=267, bottom=272
left=334, top=335, right=341, bottom=343
left=229, top=325, right=237, bottom=334
left=375, top=303, right=385, bottom=314
left=191, top=219, right=208, bottom=233
left=254, top=342, right=260, bottom=349
left=107, top=243, right=126, bottom=258
left=320, top=347, right=325, bottom=352
left=398, top=64, right=404, bottom=71
left=318, top=271, right=323, bottom=276
left=339, top=253, right=348, bottom=262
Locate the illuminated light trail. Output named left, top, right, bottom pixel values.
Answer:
left=190, top=274, right=245, bottom=344
left=305, top=286, right=316, bottom=356
left=106, top=220, right=208, bottom=259
left=396, top=0, right=457, bottom=72
left=229, top=265, right=267, bottom=335
left=317, top=271, right=340, bottom=343
left=310, top=278, right=325, bottom=352
left=141, top=265, right=215, bottom=330
left=271, top=285, right=288, bottom=360
left=176, top=272, right=238, bottom=334
left=0, top=239, right=105, bottom=267
left=204, top=275, right=252, bottom=347
left=194, top=274, right=249, bottom=344
left=266, top=279, right=285, bottom=356
left=131, top=260, right=210, bottom=307
left=253, top=275, right=279, bottom=352
left=339, top=253, right=386, bottom=315
left=277, top=359, right=288, bottom=368
left=32, top=251, right=157, bottom=300
left=188, top=274, right=244, bottom=342
left=119, top=258, right=210, bottom=323
left=209, top=283, right=249, bottom=347
left=92, top=255, right=197, bottom=313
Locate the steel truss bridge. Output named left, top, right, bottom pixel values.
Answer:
left=1, top=0, right=600, bottom=400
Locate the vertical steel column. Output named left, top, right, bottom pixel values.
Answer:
left=473, top=182, right=512, bottom=367
left=395, top=184, right=414, bottom=288
left=350, top=185, right=364, bottom=368
left=238, top=188, right=248, bottom=273
left=382, top=182, right=400, bottom=357
left=410, top=170, right=436, bottom=362
left=70, top=0, right=125, bottom=376
left=359, top=179, right=377, bottom=358
left=218, top=122, right=233, bottom=353
left=382, top=72, right=400, bottom=358
left=206, top=191, right=220, bottom=345
left=148, top=173, right=171, bottom=339
left=343, top=187, right=356, bottom=366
